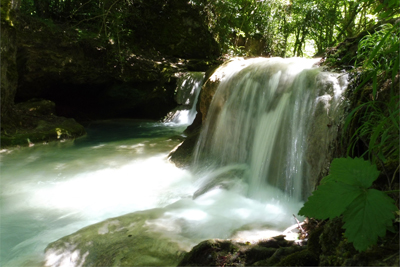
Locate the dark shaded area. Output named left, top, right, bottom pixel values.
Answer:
left=1, top=0, right=220, bottom=148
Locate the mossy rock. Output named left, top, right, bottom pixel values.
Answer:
left=259, top=246, right=306, bottom=266
left=15, top=98, right=55, bottom=115
left=277, top=249, right=319, bottom=266
left=45, top=208, right=187, bottom=267
left=1, top=116, right=85, bottom=148
left=178, top=239, right=245, bottom=266
left=307, top=226, right=324, bottom=255
left=244, top=246, right=277, bottom=265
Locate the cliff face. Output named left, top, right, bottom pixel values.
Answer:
left=15, top=16, right=179, bottom=120
left=14, top=0, right=220, bottom=121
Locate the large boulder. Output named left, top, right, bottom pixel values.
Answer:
left=1, top=99, right=86, bottom=148
left=44, top=208, right=190, bottom=267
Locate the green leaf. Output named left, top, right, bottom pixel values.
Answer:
left=299, top=158, right=396, bottom=252
left=324, top=157, right=380, bottom=188
left=343, top=189, right=397, bottom=251
left=372, top=70, right=377, bottom=100
left=366, top=27, right=395, bottom=66
left=298, top=181, right=363, bottom=220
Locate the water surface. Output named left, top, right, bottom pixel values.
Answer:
left=0, top=120, right=190, bottom=266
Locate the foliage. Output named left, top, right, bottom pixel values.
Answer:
left=355, top=23, right=400, bottom=80
left=18, top=0, right=400, bottom=58
left=299, top=157, right=397, bottom=251
left=344, top=21, right=399, bottom=186
left=190, top=0, right=396, bottom=57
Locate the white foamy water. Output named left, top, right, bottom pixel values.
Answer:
left=1, top=57, right=347, bottom=266
left=1, top=120, right=302, bottom=267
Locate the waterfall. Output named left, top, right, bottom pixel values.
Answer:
left=6, top=58, right=348, bottom=267
left=164, top=72, right=205, bottom=125
left=192, top=57, right=348, bottom=201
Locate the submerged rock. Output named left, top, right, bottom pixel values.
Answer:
left=44, top=208, right=188, bottom=267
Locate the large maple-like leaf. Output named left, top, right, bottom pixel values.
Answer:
left=298, top=181, right=362, bottom=220
left=343, top=189, right=397, bottom=251
left=322, top=157, right=380, bottom=188
left=298, top=157, right=397, bottom=251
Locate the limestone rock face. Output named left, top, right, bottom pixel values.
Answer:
left=168, top=60, right=242, bottom=167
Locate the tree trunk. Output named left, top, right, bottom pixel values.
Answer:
left=1, top=0, right=19, bottom=126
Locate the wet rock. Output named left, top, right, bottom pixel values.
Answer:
left=45, top=208, right=188, bottom=267
left=168, top=61, right=232, bottom=167
left=178, top=239, right=245, bottom=266
left=178, top=235, right=307, bottom=266
left=168, top=131, right=200, bottom=168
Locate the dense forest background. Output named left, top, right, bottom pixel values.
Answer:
left=12, top=0, right=400, bottom=57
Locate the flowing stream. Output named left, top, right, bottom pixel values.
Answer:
left=0, top=121, right=191, bottom=266
left=0, top=58, right=348, bottom=266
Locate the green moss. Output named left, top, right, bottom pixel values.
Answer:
left=0, top=112, right=86, bottom=148
left=263, top=246, right=306, bottom=266
left=277, top=249, right=319, bottom=266
left=178, top=240, right=221, bottom=266
left=307, top=226, right=324, bottom=255
left=45, top=208, right=187, bottom=267
left=245, top=246, right=277, bottom=265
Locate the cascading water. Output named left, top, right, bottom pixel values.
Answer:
left=164, top=72, right=205, bottom=125
left=193, top=57, right=348, bottom=202
left=0, top=57, right=348, bottom=267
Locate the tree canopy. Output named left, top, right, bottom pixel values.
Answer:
left=190, top=0, right=399, bottom=57
left=18, top=0, right=400, bottom=58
